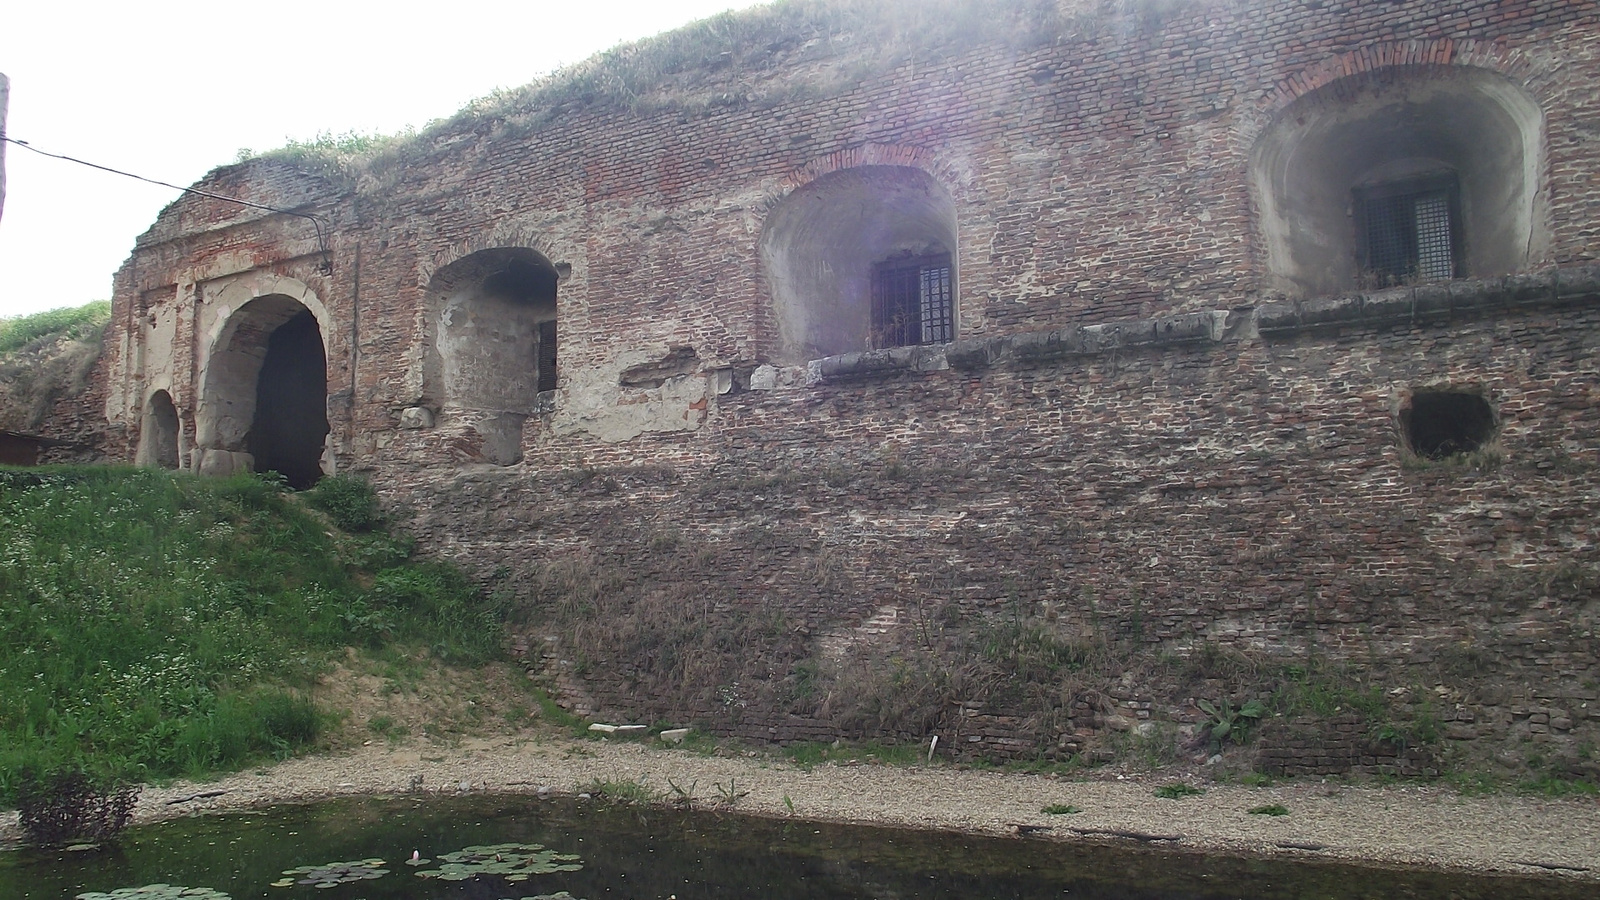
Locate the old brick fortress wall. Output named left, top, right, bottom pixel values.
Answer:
left=101, top=0, right=1600, bottom=773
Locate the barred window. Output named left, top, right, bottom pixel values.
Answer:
left=537, top=318, right=558, bottom=394
left=1356, top=175, right=1460, bottom=287
left=871, top=253, right=954, bottom=349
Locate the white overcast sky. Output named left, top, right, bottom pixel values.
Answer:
left=0, top=0, right=769, bottom=319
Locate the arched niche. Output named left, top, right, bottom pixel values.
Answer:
left=1250, top=66, right=1545, bottom=296
left=760, top=165, right=959, bottom=363
left=196, top=293, right=330, bottom=489
left=426, top=247, right=558, bottom=466
left=134, top=389, right=180, bottom=470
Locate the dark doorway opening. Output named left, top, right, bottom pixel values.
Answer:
left=1403, top=390, right=1496, bottom=459
left=248, top=310, right=329, bottom=489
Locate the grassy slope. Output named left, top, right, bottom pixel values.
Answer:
left=0, top=301, right=110, bottom=435
left=0, top=467, right=504, bottom=802
left=242, top=0, right=1070, bottom=186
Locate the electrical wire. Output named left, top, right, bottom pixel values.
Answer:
left=1, top=135, right=334, bottom=273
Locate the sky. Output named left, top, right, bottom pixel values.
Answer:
left=0, top=0, right=770, bottom=319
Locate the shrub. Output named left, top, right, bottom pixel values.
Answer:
left=304, top=475, right=384, bottom=531
left=15, top=769, right=139, bottom=847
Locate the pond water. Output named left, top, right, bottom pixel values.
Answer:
left=0, top=794, right=1591, bottom=900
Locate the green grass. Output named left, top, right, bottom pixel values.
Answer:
left=1248, top=803, right=1289, bottom=816
left=1154, top=783, right=1205, bottom=799
left=0, top=301, right=110, bottom=353
left=1041, top=803, right=1081, bottom=815
left=528, top=687, right=589, bottom=737
left=1519, top=775, right=1599, bottom=798
left=0, top=466, right=504, bottom=804
left=303, top=474, right=386, bottom=532
left=580, top=776, right=662, bottom=805
left=1003, top=755, right=1085, bottom=776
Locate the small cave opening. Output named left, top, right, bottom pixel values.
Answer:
left=247, top=310, right=329, bottom=489
left=1403, top=390, right=1496, bottom=459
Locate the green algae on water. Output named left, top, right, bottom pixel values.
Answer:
left=77, top=887, right=230, bottom=900
left=272, top=858, right=389, bottom=888
left=415, top=842, right=583, bottom=882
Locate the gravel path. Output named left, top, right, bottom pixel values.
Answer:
left=5, top=734, right=1598, bottom=881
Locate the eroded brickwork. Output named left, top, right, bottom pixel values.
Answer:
left=97, top=0, right=1600, bottom=772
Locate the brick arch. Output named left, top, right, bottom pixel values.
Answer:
left=1238, top=41, right=1543, bottom=152
left=421, top=225, right=571, bottom=288
left=763, top=142, right=973, bottom=210
left=759, top=159, right=962, bottom=363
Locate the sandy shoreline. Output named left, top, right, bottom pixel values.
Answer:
left=4, top=734, right=1598, bottom=881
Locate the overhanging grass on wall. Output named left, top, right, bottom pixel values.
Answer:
left=0, top=301, right=110, bottom=354
left=0, top=467, right=503, bottom=803
left=240, top=0, right=1074, bottom=188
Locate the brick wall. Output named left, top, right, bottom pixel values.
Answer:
left=95, top=0, right=1600, bottom=770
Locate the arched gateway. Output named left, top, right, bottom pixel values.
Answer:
left=195, top=293, right=330, bottom=489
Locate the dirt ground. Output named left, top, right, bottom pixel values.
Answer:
left=5, top=730, right=1598, bottom=883
left=4, top=661, right=1597, bottom=883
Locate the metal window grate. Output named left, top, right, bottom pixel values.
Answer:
left=919, top=264, right=954, bottom=343
left=536, top=319, right=558, bottom=393
left=1361, top=183, right=1456, bottom=285
left=1413, top=193, right=1454, bottom=281
left=871, top=253, right=954, bottom=349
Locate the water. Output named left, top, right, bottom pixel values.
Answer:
left=0, top=794, right=1591, bottom=899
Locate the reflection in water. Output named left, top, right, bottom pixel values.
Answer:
left=0, top=794, right=1591, bottom=900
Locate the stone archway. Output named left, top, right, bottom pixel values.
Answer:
left=196, top=293, right=329, bottom=488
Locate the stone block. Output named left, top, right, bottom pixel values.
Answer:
left=399, top=406, right=434, bottom=429
left=749, top=365, right=779, bottom=390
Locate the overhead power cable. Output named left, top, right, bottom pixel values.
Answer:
left=1, top=135, right=333, bottom=274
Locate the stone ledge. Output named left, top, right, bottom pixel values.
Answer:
left=1254, top=265, right=1597, bottom=336
left=806, top=344, right=950, bottom=382
left=806, top=264, right=1600, bottom=381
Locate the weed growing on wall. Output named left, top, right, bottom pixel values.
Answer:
left=0, top=466, right=504, bottom=804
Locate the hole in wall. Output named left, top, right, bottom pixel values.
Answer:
left=1402, top=390, right=1496, bottom=459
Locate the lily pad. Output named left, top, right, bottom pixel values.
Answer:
left=275, top=858, right=389, bottom=888
left=77, top=887, right=230, bottom=900
left=414, top=842, right=582, bottom=882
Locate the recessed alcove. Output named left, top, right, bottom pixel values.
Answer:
left=760, top=166, right=958, bottom=363
left=1251, top=66, right=1545, bottom=296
